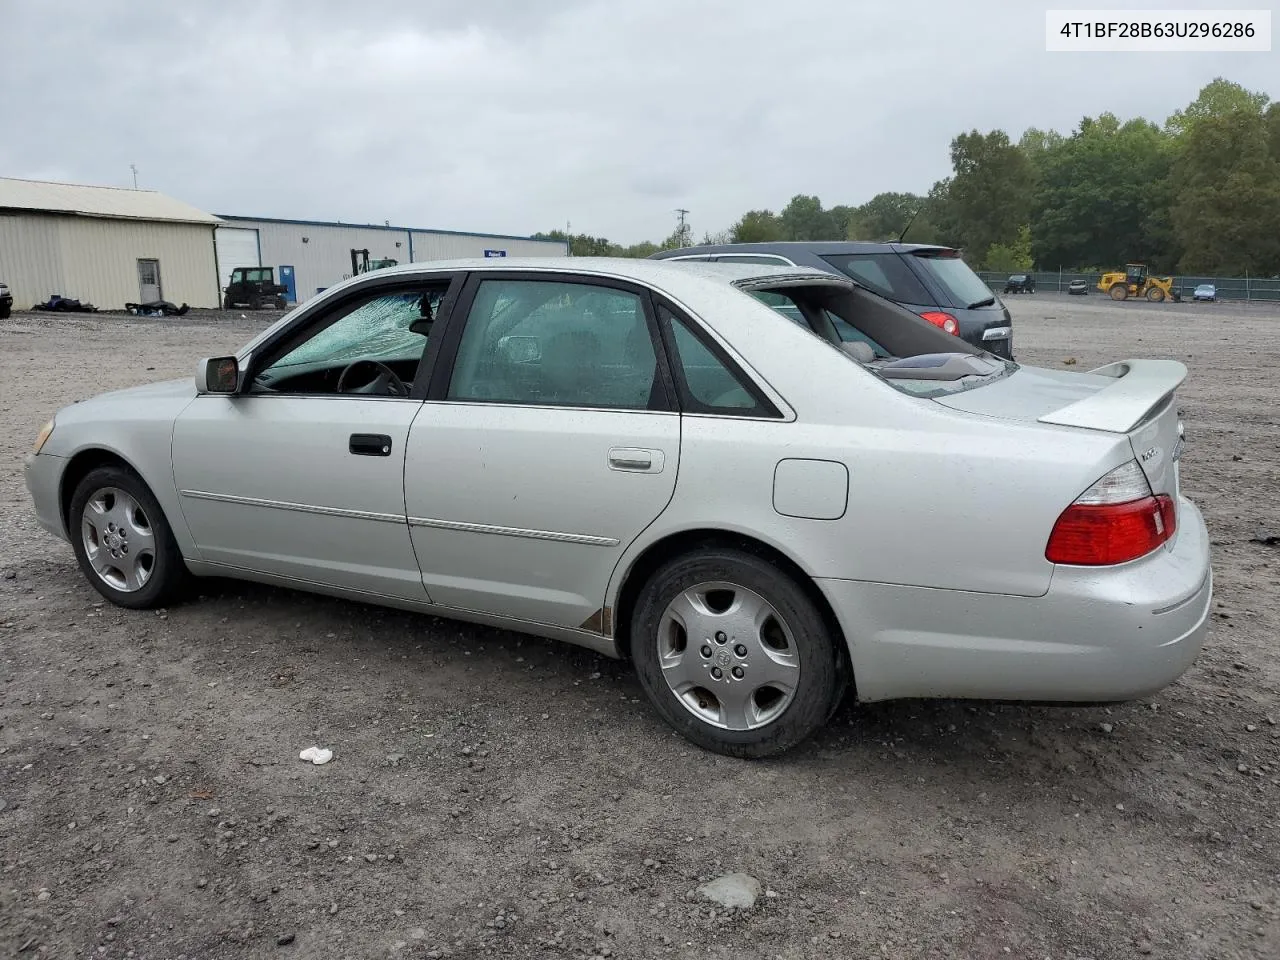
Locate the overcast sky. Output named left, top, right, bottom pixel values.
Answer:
left=1, top=1, right=1275, bottom=243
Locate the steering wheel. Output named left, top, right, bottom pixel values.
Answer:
left=336, top=359, right=408, bottom=397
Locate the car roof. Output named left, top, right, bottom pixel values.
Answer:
left=653, top=240, right=953, bottom=257
left=348, top=256, right=838, bottom=285
left=304, top=257, right=849, bottom=306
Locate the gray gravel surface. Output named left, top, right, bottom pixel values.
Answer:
left=1, top=296, right=1277, bottom=959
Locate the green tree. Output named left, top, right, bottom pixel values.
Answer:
left=985, top=224, right=1033, bottom=272
left=730, top=209, right=785, bottom=243
left=945, top=130, right=1034, bottom=259
left=1171, top=108, right=1280, bottom=274
left=532, top=230, right=614, bottom=257
left=617, top=240, right=660, bottom=258
left=1166, top=77, right=1270, bottom=138
left=1028, top=114, right=1177, bottom=270
left=847, top=192, right=922, bottom=241
left=779, top=194, right=838, bottom=241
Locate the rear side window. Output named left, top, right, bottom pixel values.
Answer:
left=659, top=306, right=777, bottom=416
left=448, top=279, right=662, bottom=410
left=914, top=253, right=995, bottom=307
left=820, top=253, right=932, bottom=305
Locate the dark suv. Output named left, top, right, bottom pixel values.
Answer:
left=1003, top=274, right=1035, bottom=294
left=651, top=242, right=1012, bottom=357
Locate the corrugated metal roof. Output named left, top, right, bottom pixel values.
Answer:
left=0, top=177, right=220, bottom=225
left=217, top=213, right=561, bottom=244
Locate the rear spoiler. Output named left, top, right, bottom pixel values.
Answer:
left=1038, top=359, right=1186, bottom=433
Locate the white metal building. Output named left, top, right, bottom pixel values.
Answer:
left=0, top=177, right=221, bottom=309
left=216, top=216, right=568, bottom=303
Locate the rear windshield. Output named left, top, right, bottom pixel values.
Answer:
left=820, top=253, right=932, bottom=305
left=913, top=253, right=994, bottom=307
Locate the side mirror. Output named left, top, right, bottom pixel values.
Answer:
left=196, top=356, right=240, bottom=395
left=409, top=317, right=433, bottom=337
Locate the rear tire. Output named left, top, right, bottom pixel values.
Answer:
left=1109, top=283, right=1129, bottom=301
left=69, top=466, right=188, bottom=609
left=631, top=547, right=845, bottom=758
left=0, top=305, right=10, bottom=319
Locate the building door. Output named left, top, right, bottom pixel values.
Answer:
left=137, top=259, right=162, bottom=302
left=279, top=265, right=297, bottom=304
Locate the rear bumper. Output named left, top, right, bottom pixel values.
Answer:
left=818, top=496, right=1212, bottom=703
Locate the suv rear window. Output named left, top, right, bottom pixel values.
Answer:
left=820, top=253, right=932, bottom=305
left=913, top=253, right=995, bottom=308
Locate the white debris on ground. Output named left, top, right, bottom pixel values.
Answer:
left=299, top=746, right=333, bottom=765
left=697, top=873, right=762, bottom=909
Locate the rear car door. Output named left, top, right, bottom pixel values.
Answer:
left=404, top=273, right=680, bottom=630
left=172, top=279, right=454, bottom=600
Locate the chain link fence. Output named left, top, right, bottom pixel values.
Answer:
left=976, top=270, right=1280, bottom=302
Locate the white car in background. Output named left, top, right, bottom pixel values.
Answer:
left=25, top=259, right=1212, bottom=756
left=1193, top=283, right=1217, bottom=302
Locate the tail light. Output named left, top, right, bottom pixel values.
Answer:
left=1045, top=461, right=1177, bottom=566
left=919, top=311, right=959, bottom=336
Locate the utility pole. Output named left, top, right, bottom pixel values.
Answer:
left=674, top=208, right=690, bottom=247
left=130, top=164, right=138, bottom=189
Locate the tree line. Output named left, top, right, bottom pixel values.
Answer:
left=536, top=78, right=1280, bottom=277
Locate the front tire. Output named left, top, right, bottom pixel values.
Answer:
left=1146, top=287, right=1165, bottom=302
left=70, top=466, right=188, bottom=609
left=631, top=547, right=844, bottom=758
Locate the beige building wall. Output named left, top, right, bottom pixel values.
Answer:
left=58, top=217, right=220, bottom=308
left=0, top=213, right=66, bottom=308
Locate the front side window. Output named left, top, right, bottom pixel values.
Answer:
left=254, top=287, right=442, bottom=394
left=447, top=279, right=661, bottom=410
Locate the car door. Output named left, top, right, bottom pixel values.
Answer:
left=404, top=272, right=680, bottom=630
left=171, top=278, right=455, bottom=601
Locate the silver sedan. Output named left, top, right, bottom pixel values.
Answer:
left=24, top=258, right=1212, bottom=756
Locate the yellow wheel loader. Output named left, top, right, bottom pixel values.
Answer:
left=1097, top=264, right=1180, bottom=302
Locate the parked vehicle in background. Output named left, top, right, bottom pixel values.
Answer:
left=1004, top=274, right=1035, bottom=294
left=0, top=280, right=12, bottom=318
left=1193, top=283, right=1217, bottom=302
left=224, top=267, right=288, bottom=310
left=1068, top=280, right=1089, bottom=296
left=25, top=257, right=1210, bottom=757
left=650, top=242, right=1013, bottom=358
left=1097, top=264, right=1180, bottom=302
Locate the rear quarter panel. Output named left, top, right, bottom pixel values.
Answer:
left=606, top=283, right=1130, bottom=608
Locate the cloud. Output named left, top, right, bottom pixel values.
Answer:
left=0, top=0, right=1275, bottom=244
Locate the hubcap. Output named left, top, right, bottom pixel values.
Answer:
left=656, top=581, right=799, bottom=731
left=81, top=487, right=156, bottom=593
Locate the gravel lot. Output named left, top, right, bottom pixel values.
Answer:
left=1, top=295, right=1277, bottom=960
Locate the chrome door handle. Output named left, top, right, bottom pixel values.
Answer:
left=609, top=447, right=662, bottom=473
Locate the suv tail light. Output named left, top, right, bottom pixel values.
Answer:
left=919, top=311, right=959, bottom=336
left=1045, top=461, right=1177, bottom=566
